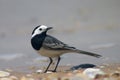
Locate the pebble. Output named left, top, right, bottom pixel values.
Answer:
left=46, top=71, right=53, bottom=73
left=0, top=78, right=12, bottom=80
left=21, top=76, right=34, bottom=80
left=21, top=76, right=27, bottom=80
left=70, top=64, right=96, bottom=70
left=61, top=77, right=70, bottom=80
left=83, top=68, right=105, bottom=79
left=36, top=69, right=43, bottom=74
left=5, top=69, right=13, bottom=72
left=9, top=76, right=18, bottom=80
left=42, top=73, right=58, bottom=80
left=26, top=74, right=32, bottom=77
left=0, top=71, right=10, bottom=78
left=99, top=65, right=105, bottom=69
left=111, top=72, right=120, bottom=78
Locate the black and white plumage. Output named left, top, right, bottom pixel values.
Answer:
left=31, top=25, right=102, bottom=72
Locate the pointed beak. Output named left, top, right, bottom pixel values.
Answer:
left=47, top=27, right=53, bottom=31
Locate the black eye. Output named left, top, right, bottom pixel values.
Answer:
left=39, top=28, right=42, bottom=31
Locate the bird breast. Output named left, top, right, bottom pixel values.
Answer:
left=37, top=47, right=68, bottom=57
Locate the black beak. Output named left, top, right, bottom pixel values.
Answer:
left=47, top=27, right=53, bottom=31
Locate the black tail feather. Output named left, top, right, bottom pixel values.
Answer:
left=73, top=49, right=102, bottom=58
left=64, top=45, right=102, bottom=58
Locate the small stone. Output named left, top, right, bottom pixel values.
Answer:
left=75, top=73, right=89, bottom=80
left=111, top=72, right=120, bottom=78
left=0, top=78, right=12, bottom=80
left=47, top=73, right=58, bottom=80
left=5, top=69, right=13, bottom=72
left=26, top=74, right=32, bottom=77
left=26, top=78, right=34, bottom=80
left=95, top=74, right=105, bottom=79
left=20, top=76, right=34, bottom=80
left=21, top=76, right=27, bottom=80
left=71, top=76, right=83, bottom=80
left=9, top=76, right=18, bottom=80
left=46, top=71, right=53, bottom=73
left=70, top=64, right=96, bottom=70
left=36, top=69, right=43, bottom=74
left=0, top=71, right=10, bottom=78
left=99, top=65, right=105, bottom=69
left=61, top=77, right=70, bottom=80
left=83, top=68, right=105, bottom=79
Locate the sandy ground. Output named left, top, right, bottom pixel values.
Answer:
left=0, top=63, right=120, bottom=80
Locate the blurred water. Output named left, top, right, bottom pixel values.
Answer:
left=0, top=0, right=120, bottom=71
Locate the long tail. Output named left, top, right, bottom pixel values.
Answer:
left=73, top=49, right=102, bottom=58
left=64, top=45, right=102, bottom=58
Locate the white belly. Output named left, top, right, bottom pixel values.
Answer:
left=37, top=47, right=68, bottom=57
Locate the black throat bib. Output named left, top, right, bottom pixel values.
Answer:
left=31, top=32, right=46, bottom=50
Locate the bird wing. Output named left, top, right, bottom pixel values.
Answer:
left=42, top=35, right=76, bottom=50
left=42, top=35, right=102, bottom=58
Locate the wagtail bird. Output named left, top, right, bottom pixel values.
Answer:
left=31, top=25, right=102, bottom=73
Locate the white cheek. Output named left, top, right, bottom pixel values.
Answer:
left=32, top=30, right=42, bottom=37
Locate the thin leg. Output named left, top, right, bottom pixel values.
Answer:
left=52, top=57, right=61, bottom=72
left=44, top=57, right=52, bottom=73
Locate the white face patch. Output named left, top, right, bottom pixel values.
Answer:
left=32, top=25, right=48, bottom=37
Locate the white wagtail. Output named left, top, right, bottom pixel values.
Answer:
left=31, top=25, right=102, bottom=72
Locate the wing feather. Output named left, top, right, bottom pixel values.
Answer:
left=42, top=35, right=75, bottom=50
left=42, top=35, right=102, bottom=58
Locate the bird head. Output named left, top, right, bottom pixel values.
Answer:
left=32, top=25, right=52, bottom=37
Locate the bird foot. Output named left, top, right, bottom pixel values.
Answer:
left=44, top=70, right=57, bottom=73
